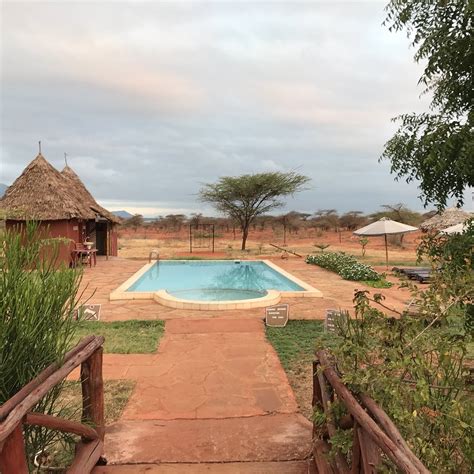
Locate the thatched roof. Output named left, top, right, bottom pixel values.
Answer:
left=420, top=207, right=472, bottom=232
left=0, top=154, right=119, bottom=223
left=61, top=166, right=120, bottom=224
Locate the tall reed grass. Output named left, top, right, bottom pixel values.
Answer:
left=0, top=222, right=82, bottom=466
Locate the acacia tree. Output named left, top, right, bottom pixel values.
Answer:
left=199, top=172, right=309, bottom=250
left=381, top=0, right=473, bottom=207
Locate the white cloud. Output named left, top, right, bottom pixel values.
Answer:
left=0, top=0, right=436, bottom=214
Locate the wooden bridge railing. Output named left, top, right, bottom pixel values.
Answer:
left=313, top=349, right=430, bottom=474
left=0, top=335, right=105, bottom=473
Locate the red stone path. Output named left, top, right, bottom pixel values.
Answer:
left=91, top=318, right=314, bottom=473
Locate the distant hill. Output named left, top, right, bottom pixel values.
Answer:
left=112, top=210, right=133, bottom=219
left=0, top=183, right=8, bottom=197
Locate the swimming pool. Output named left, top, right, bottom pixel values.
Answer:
left=110, top=260, right=322, bottom=310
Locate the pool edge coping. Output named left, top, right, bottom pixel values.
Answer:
left=109, top=259, right=323, bottom=309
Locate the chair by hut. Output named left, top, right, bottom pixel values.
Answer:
left=0, top=153, right=120, bottom=266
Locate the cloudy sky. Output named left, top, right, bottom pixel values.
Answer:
left=0, top=0, right=443, bottom=217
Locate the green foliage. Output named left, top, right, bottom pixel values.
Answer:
left=70, top=320, right=165, bottom=353
left=358, top=237, right=369, bottom=256
left=314, top=226, right=474, bottom=471
left=0, top=222, right=82, bottom=465
left=306, top=252, right=381, bottom=281
left=199, top=172, right=310, bottom=249
left=381, top=1, right=474, bottom=207
left=361, top=279, right=392, bottom=289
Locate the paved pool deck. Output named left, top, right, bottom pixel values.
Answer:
left=79, top=256, right=410, bottom=321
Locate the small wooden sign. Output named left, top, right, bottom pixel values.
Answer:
left=325, top=309, right=347, bottom=333
left=265, top=304, right=289, bottom=327
left=74, top=304, right=101, bottom=321
left=325, top=309, right=338, bottom=332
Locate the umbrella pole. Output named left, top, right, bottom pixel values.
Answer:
left=384, top=234, right=389, bottom=269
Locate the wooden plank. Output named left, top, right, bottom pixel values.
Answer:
left=351, top=422, right=361, bottom=474
left=359, top=394, right=429, bottom=474
left=357, top=427, right=381, bottom=473
left=0, top=424, right=28, bottom=474
left=81, top=347, right=105, bottom=441
left=269, top=243, right=303, bottom=257
left=313, top=439, right=336, bottom=474
left=316, top=350, right=424, bottom=473
left=0, top=336, right=96, bottom=421
left=67, top=439, right=103, bottom=474
left=317, top=372, right=350, bottom=474
left=25, top=412, right=98, bottom=441
left=312, top=361, right=323, bottom=408
left=0, top=336, right=104, bottom=442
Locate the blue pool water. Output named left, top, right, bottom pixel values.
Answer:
left=127, top=260, right=305, bottom=301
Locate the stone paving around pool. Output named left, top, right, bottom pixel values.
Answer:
left=80, top=256, right=411, bottom=321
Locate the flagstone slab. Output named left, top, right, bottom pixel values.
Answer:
left=94, top=460, right=316, bottom=473
left=103, top=414, right=312, bottom=464
left=121, top=321, right=297, bottom=420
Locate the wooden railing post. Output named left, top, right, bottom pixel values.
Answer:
left=0, top=424, right=28, bottom=474
left=80, top=347, right=104, bottom=441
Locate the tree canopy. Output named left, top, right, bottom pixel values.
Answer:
left=199, top=172, right=309, bottom=249
left=381, top=0, right=473, bottom=208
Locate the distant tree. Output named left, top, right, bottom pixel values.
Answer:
left=190, top=213, right=203, bottom=229
left=371, top=203, right=424, bottom=226
left=339, top=211, right=367, bottom=231
left=199, top=172, right=310, bottom=250
left=164, top=214, right=186, bottom=232
left=381, top=0, right=473, bottom=208
left=124, top=214, right=144, bottom=232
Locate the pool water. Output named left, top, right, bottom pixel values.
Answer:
left=126, top=260, right=305, bottom=301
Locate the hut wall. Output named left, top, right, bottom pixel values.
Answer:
left=110, top=224, right=118, bottom=256
left=5, top=219, right=81, bottom=266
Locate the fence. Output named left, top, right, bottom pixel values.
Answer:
left=312, top=349, right=429, bottom=473
left=0, top=335, right=105, bottom=473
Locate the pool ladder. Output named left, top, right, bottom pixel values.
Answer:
left=149, top=249, right=160, bottom=263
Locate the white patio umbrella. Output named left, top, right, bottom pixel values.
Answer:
left=440, top=222, right=466, bottom=235
left=353, top=217, right=418, bottom=268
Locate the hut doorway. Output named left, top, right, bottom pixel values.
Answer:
left=95, top=222, right=108, bottom=255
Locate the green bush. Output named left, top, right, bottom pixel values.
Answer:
left=306, top=251, right=380, bottom=281
left=0, top=222, right=82, bottom=467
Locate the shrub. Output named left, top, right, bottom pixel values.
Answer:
left=313, top=225, right=474, bottom=471
left=306, top=251, right=380, bottom=281
left=0, top=222, right=82, bottom=466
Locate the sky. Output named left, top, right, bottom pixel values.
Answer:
left=1, top=0, right=464, bottom=217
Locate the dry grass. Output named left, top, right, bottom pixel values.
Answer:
left=58, top=379, right=135, bottom=425
left=117, top=228, right=421, bottom=267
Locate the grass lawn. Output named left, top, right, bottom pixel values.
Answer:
left=71, top=320, right=165, bottom=353
left=266, top=320, right=324, bottom=419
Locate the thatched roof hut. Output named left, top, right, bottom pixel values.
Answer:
left=420, top=207, right=472, bottom=232
left=61, top=166, right=120, bottom=224
left=0, top=154, right=95, bottom=220
left=0, top=152, right=120, bottom=263
left=0, top=154, right=119, bottom=224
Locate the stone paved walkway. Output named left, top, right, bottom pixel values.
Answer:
left=91, top=318, right=313, bottom=472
